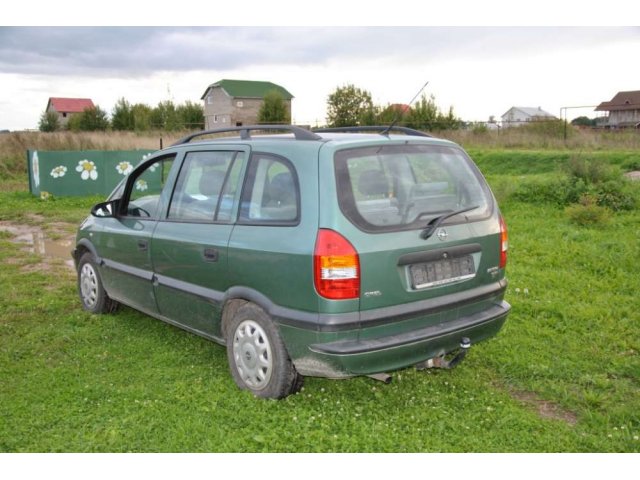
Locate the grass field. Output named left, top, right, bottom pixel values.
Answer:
left=0, top=132, right=639, bottom=452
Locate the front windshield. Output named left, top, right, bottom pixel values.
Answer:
left=334, top=144, right=493, bottom=232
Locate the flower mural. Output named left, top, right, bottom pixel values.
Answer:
left=76, top=159, right=98, bottom=180
left=135, top=179, right=148, bottom=191
left=116, top=161, right=133, bottom=176
left=50, top=165, right=67, bottom=178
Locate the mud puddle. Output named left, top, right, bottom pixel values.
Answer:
left=0, top=222, right=75, bottom=269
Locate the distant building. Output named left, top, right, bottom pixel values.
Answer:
left=201, top=79, right=293, bottom=129
left=46, top=97, right=95, bottom=127
left=595, top=90, right=640, bottom=128
left=501, top=106, right=556, bottom=127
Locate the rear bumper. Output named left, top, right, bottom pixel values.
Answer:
left=290, top=299, right=510, bottom=377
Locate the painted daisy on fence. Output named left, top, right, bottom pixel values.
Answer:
left=135, top=179, right=148, bottom=191
left=76, top=159, right=98, bottom=180
left=116, top=161, right=133, bottom=175
left=50, top=165, right=67, bottom=178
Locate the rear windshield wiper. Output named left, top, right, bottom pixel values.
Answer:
left=420, top=205, right=480, bottom=240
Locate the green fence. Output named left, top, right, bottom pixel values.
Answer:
left=27, top=149, right=156, bottom=197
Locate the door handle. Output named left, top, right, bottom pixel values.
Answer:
left=203, top=248, right=218, bottom=262
left=137, top=239, right=148, bottom=251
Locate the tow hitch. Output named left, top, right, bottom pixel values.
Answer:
left=367, top=372, right=393, bottom=384
left=416, top=337, right=471, bottom=370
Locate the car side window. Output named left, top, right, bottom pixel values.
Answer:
left=124, top=156, right=175, bottom=218
left=239, top=154, right=299, bottom=224
left=167, top=151, right=243, bottom=222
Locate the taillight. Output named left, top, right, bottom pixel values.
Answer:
left=499, top=215, right=508, bottom=269
left=314, top=229, right=360, bottom=300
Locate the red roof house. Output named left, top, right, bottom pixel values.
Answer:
left=46, top=97, right=95, bottom=125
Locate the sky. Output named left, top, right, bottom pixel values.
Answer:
left=2, top=7, right=640, bottom=130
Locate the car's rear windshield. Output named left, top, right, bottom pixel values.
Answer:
left=334, top=144, right=493, bottom=233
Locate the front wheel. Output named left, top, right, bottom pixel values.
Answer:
left=226, top=303, right=302, bottom=399
left=77, top=252, right=118, bottom=314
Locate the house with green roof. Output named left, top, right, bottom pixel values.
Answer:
left=201, top=79, right=294, bottom=129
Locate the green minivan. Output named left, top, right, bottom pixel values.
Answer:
left=74, top=126, right=510, bottom=399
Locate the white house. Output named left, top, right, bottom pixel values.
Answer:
left=501, top=106, right=556, bottom=127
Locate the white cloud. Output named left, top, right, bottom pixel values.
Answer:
left=2, top=26, right=640, bottom=130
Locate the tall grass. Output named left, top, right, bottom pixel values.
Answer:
left=2, top=128, right=639, bottom=181
left=0, top=131, right=181, bottom=181
left=444, top=125, right=640, bottom=151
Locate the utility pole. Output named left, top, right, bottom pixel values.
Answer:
left=560, top=105, right=598, bottom=141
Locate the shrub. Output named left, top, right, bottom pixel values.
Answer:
left=511, top=177, right=575, bottom=206
left=68, top=106, right=110, bottom=132
left=471, top=123, right=489, bottom=134
left=38, top=111, right=61, bottom=132
left=594, top=180, right=637, bottom=211
left=565, top=195, right=611, bottom=226
left=564, top=156, right=617, bottom=185
left=621, top=157, right=640, bottom=172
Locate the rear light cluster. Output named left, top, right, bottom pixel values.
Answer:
left=499, top=215, right=508, bottom=269
left=314, top=229, right=360, bottom=300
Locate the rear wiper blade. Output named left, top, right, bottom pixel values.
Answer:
left=420, top=205, right=479, bottom=240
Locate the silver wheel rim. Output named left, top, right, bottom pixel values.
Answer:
left=232, top=320, right=273, bottom=390
left=80, top=263, right=98, bottom=308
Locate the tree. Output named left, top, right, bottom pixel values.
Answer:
left=405, top=94, right=439, bottom=131
left=151, top=100, right=180, bottom=131
left=177, top=101, right=205, bottom=129
left=326, top=84, right=374, bottom=127
left=405, top=94, right=461, bottom=131
left=571, top=116, right=596, bottom=127
left=258, top=90, right=290, bottom=124
left=376, top=104, right=410, bottom=125
left=68, top=106, right=110, bottom=131
left=111, top=98, right=134, bottom=131
left=439, top=105, right=462, bottom=130
left=38, top=111, right=60, bottom=132
left=131, top=103, right=153, bottom=131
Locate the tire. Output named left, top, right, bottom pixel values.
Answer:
left=77, top=252, right=118, bottom=314
left=226, top=303, right=303, bottom=399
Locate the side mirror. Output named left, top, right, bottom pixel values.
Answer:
left=91, top=199, right=119, bottom=218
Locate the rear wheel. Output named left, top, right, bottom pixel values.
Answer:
left=77, top=252, right=118, bottom=314
left=226, top=303, right=302, bottom=399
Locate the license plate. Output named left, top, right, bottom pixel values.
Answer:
left=410, top=255, right=476, bottom=289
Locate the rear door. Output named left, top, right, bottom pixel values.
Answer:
left=150, top=147, right=247, bottom=339
left=327, top=142, right=502, bottom=313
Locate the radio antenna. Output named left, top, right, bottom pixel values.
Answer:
left=381, top=80, right=429, bottom=136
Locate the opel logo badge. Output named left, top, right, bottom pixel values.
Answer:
left=436, top=228, right=448, bottom=241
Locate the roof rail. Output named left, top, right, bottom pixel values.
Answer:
left=172, top=125, right=322, bottom=146
left=313, top=126, right=432, bottom=137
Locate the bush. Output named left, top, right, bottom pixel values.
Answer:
left=565, top=195, right=611, bottom=226
left=594, top=180, right=637, bottom=211
left=564, top=156, right=617, bottom=184
left=68, top=106, right=110, bottom=131
left=509, top=154, right=639, bottom=213
left=621, top=157, right=640, bottom=172
left=38, top=111, right=61, bottom=132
